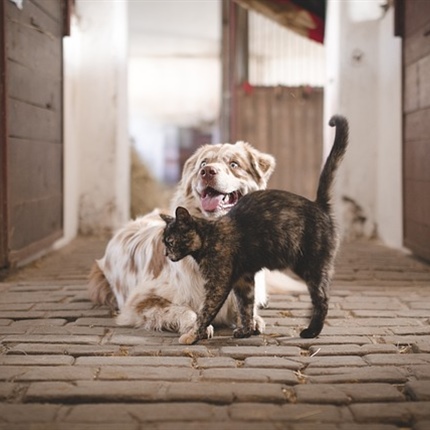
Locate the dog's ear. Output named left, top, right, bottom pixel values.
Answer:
left=181, top=144, right=210, bottom=176
left=160, top=213, right=174, bottom=224
left=175, top=206, right=192, bottom=223
left=234, top=141, right=276, bottom=187
left=248, top=146, right=276, bottom=187
left=255, top=152, right=276, bottom=180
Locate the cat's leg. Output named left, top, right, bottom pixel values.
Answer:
left=232, top=274, right=260, bottom=338
left=179, top=282, right=232, bottom=345
left=300, top=272, right=330, bottom=338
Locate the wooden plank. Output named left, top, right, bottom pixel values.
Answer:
left=8, top=138, right=62, bottom=206
left=418, top=55, right=430, bottom=109
left=403, top=17, right=430, bottom=66
left=30, top=0, right=63, bottom=25
left=402, top=2, right=430, bottom=263
left=289, top=89, right=306, bottom=197
left=282, top=87, right=299, bottom=193
left=9, top=194, right=63, bottom=251
left=6, top=0, right=62, bottom=78
left=404, top=0, right=430, bottom=38
left=404, top=179, right=430, bottom=226
left=5, top=0, right=64, bottom=263
left=7, top=0, right=62, bottom=36
left=8, top=98, right=61, bottom=143
left=404, top=139, right=430, bottom=182
left=404, top=108, right=430, bottom=142
left=236, top=87, right=255, bottom=144
left=8, top=59, right=61, bottom=109
left=313, top=88, right=324, bottom=193
left=254, top=87, right=270, bottom=153
left=268, top=87, right=283, bottom=190
left=233, top=85, right=323, bottom=198
left=404, top=220, right=430, bottom=263
left=276, top=87, right=293, bottom=192
left=9, top=230, right=63, bottom=267
left=303, top=88, right=323, bottom=200
left=404, top=62, right=419, bottom=113
left=0, top=0, right=8, bottom=269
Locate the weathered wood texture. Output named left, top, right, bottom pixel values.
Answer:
left=0, top=0, right=8, bottom=269
left=402, top=1, right=430, bottom=262
left=233, top=85, right=323, bottom=200
left=4, top=0, right=64, bottom=264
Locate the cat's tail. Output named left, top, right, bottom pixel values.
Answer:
left=316, top=115, right=349, bottom=211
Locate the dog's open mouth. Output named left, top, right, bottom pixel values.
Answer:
left=200, top=187, right=241, bottom=212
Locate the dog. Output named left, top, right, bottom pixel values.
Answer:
left=88, top=141, right=276, bottom=334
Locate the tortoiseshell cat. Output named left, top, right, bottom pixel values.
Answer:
left=161, top=115, right=349, bottom=344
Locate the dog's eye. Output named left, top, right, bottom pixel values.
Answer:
left=165, top=238, right=175, bottom=247
left=200, top=161, right=207, bottom=168
left=230, top=161, right=239, bottom=169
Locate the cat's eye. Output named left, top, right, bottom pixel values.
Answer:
left=200, top=160, right=207, bottom=168
left=165, top=238, right=175, bottom=247
left=230, top=161, right=239, bottom=168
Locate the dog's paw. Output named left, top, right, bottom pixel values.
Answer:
left=253, top=314, right=266, bottom=334
left=206, top=325, right=214, bottom=339
left=179, top=310, right=198, bottom=334
left=179, top=330, right=198, bottom=345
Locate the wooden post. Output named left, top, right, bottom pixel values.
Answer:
left=220, top=0, right=248, bottom=143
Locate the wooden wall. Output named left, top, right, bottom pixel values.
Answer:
left=2, top=0, right=64, bottom=266
left=233, top=85, right=323, bottom=200
left=402, top=1, right=430, bottom=262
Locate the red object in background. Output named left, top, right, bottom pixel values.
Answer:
left=242, top=81, right=254, bottom=95
left=289, top=0, right=325, bottom=43
left=235, top=0, right=326, bottom=44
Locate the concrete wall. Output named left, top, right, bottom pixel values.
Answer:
left=325, top=1, right=402, bottom=248
left=58, top=0, right=129, bottom=247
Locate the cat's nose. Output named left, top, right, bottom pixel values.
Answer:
left=200, top=166, right=217, bottom=179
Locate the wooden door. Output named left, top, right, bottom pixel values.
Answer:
left=1, top=0, right=65, bottom=269
left=401, top=1, right=430, bottom=262
left=234, top=85, right=323, bottom=200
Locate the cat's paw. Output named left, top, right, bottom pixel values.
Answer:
left=300, top=327, right=319, bottom=339
left=206, top=325, right=214, bottom=339
left=179, top=330, right=198, bottom=345
left=233, top=327, right=253, bottom=338
left=253, top=315, right=265, bottom=334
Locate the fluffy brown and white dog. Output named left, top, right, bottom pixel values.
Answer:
left=88, top=141, right=278, bottom=334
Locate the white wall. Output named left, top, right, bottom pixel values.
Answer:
left=376, top=8, right=403, bottom=248
left=58, top=0, right=129, bottom=246
left=58, top=18, right=80, bottom=248
left=325, top=1, right=402, bottom=248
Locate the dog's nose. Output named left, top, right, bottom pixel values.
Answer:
left=200, top=166, right=217, bottom=179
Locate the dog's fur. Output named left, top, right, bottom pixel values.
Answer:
left=88, top=141, right=276, bottom=334
left=161, top=115, right=349, bottom=344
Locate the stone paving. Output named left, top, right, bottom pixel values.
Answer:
left=0, top=237, right=430, bottom=429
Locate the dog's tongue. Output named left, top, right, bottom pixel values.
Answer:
left=201, top=194, right=224, bottom=212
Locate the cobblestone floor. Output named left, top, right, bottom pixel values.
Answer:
left=0, top=237, right=430, bottom=429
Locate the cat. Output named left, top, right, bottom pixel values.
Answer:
left=160, top=115, right=349, bottom=344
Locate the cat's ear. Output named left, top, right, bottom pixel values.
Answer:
left=175, top=206, right=192, bottom=223
left=160, top=213, right=174, bottom=224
